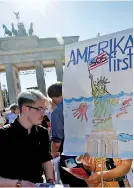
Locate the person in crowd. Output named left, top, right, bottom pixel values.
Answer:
left=4, top=103, right=20, bottom=124
left=47, top=82, right=88, bottom=187
left=0, top=89, right=55, bottom=187
left=41, top=99, right=57, bottom=136
left=0, top=110, right=6, bottom=127
left=47, top=82, right=63, bottom=158
left=42, top=114, right=51, bottom=129
left=42, top=114, right=51, bottom=137
left=1, top=109, right=6, bottom=117
left=41, top=99, right=53, bottom=135
left=77, top=153, right=132, bottom=187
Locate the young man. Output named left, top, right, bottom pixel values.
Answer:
left=0, top=89, right=55, bottom=187
left=48, top=82, right=87, bottom=187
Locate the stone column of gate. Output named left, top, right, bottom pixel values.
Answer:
left=34, top=61, right=47, bottom=96
left=55, top=59, right=63, bottom=82
left=0, top=82, right=4, bottom=111
left=5, top=64, right=21, bottom=104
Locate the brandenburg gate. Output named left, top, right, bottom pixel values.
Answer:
left=0, top=35, right=79, bottom=104
left=0, top=13, right=79, bottom=106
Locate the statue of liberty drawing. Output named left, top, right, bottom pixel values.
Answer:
left=88, top=66, right=119, bottom=130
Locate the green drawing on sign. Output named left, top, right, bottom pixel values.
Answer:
left=88, top=69, right=118, bottom=130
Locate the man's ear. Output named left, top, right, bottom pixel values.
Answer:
left=21, top=105, right=29, bottom=113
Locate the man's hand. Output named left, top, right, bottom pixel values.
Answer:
left=77, top=153, right=96, bottom=172
left=84, top=172, right=101, bottom=187
left=0, top=177, right=37, bottom=187
left=21, top=180, right=37, bottom=187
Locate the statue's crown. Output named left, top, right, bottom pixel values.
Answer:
left=97, top=76, right=110, bottom=85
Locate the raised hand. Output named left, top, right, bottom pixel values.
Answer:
left=77, top=153, right=96, bottom=172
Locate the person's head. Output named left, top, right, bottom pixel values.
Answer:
left=47, top=82, right=63, bottom=105
left=10, top=103, right=20, bottom=114
left=17, top=89, right=48, bottom=125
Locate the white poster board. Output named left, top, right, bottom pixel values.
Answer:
left=63, top=28, right=133, bottom=158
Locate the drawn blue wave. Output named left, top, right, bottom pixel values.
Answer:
left=64, top=91, right=133, bottom=103
left=64, top=96, right=93, bottom=103
left=117, top=133, right=133, bottom=142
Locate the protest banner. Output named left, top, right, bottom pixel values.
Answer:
left=63, top=28, right=133, bottom=159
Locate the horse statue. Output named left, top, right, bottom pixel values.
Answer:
left=11, top=23, right=18, bottom=36
left=17, top=22, right=27, bottom=36
left=28, top=23, right=34, bottom=36
left=21, top=23, right=27, bottom=36
left=2, top=24, right=12, bottom=37
left=17, top=23, right=23, bottom=36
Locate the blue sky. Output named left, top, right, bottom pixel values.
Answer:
left=0, top=0, right=133, bottom=90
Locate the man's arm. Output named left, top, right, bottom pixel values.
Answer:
left=0, top=177, right=17, bottom=187
left=51, top=110, right=64, bottom=158
left=39, top=126, right=55, bottom=182
left=51, top=141, right=61, bottom=158
left=0, top=129, right=20, bottom=187
left=42, top=161, right=55, bottom=183
left=0, top=177, right=36, bottom=187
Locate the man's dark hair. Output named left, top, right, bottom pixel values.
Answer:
left=47, top=82, right=62, bottom=98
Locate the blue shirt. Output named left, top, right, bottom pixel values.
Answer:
left=51, top=101, right=64, bottom=143
left=8, top=113, right=18, bottom=124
